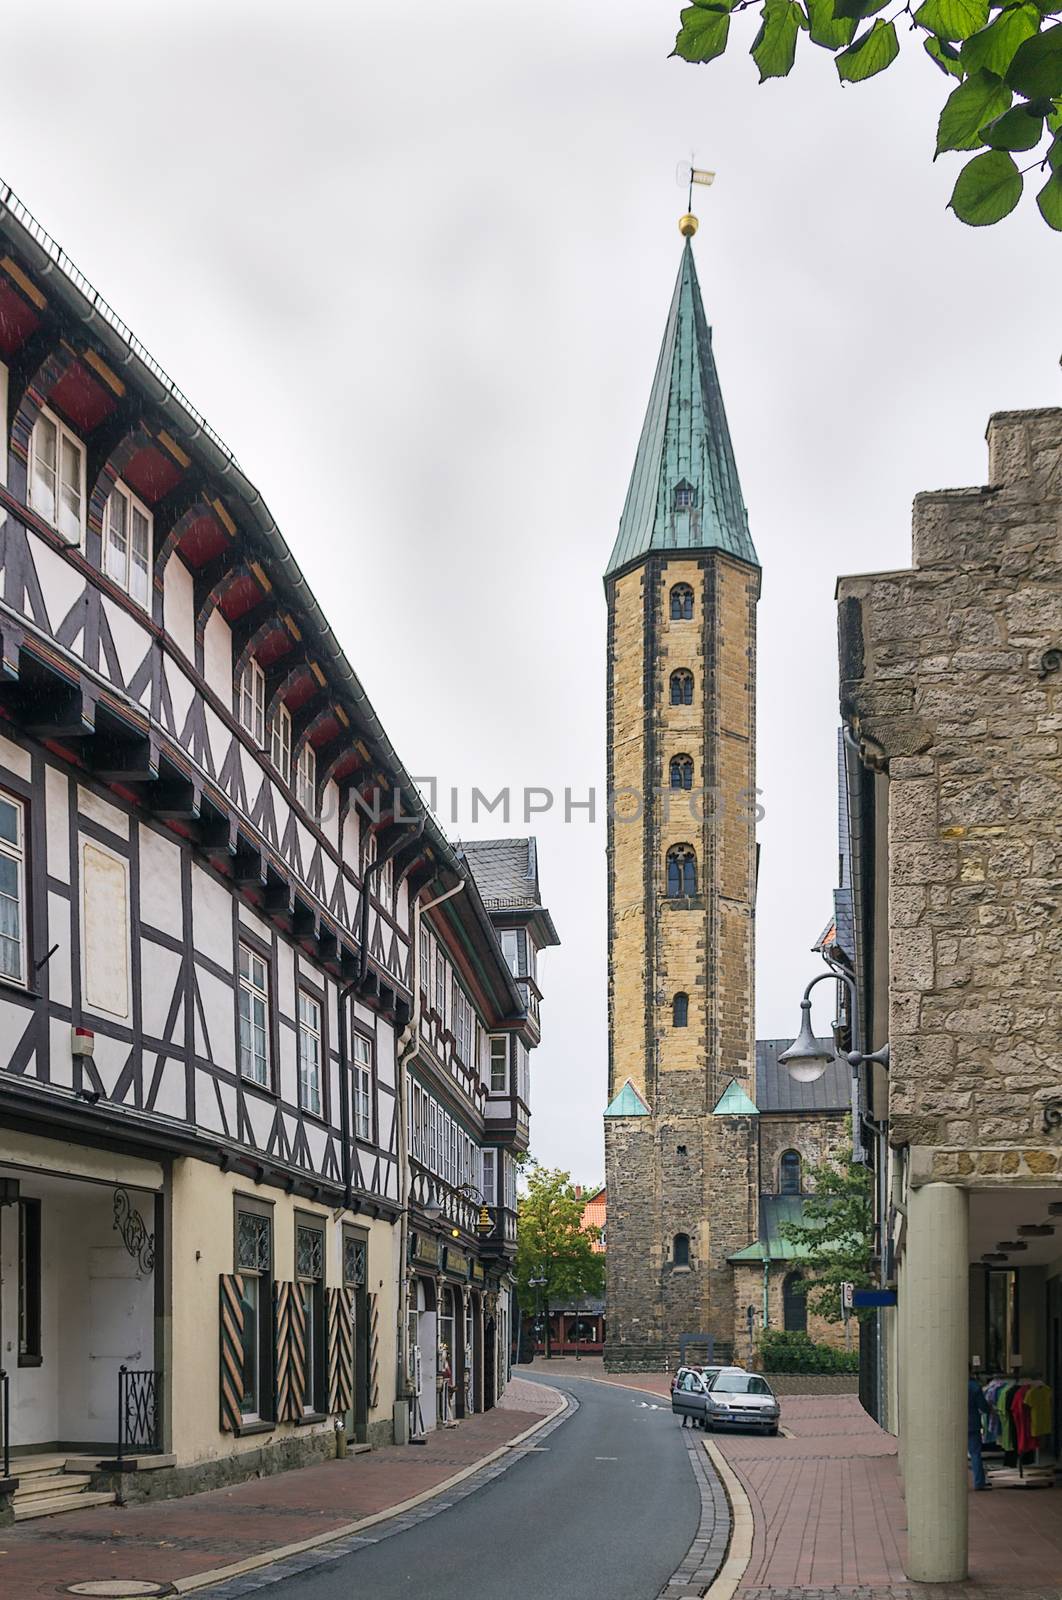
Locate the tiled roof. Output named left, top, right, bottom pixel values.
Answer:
left=756, top=1039, right=851, bottom=1115
left=460, top=837, right=540, bottom=909
left=605, top=239, right=757, bottom=578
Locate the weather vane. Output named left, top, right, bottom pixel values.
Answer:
left=676, top=159, right=715, bottom=237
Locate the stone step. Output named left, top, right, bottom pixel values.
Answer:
left=13, top=1490, right=115, bottom=1522
left=14, top=1472, right=95, bottom=1501
left=10, top=1454, right=72, bottom=1478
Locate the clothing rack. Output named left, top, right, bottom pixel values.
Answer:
left=978, top=1374, right=1056, bottom=1488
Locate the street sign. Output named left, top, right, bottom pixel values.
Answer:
left=851, top=1288, right=898, bottom=1308
left=841, top=1281, right=854, bottom=1314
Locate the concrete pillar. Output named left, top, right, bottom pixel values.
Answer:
left=904, top=1182, right=969, bottom=1583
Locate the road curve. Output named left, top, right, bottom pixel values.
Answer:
left=250, top=1373, right=701, bottom=1600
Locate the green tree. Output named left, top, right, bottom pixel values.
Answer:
left=515, top=1164, right=605, bottom=1358
left=777, top=1134, right=874, bottom=1322
left=672, top=0, right=1062, bottom=228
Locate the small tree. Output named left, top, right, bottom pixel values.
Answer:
left=777, top=1132, right=873, bottom=1323
left=515, top=1164, right=605, bottom=1358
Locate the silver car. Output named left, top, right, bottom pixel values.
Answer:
left=671, top=1366, right=745, bottom=1427
left=704, top=1369, right=780, bottom=1434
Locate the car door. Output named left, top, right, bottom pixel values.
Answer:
left=672, top=1371, right=700, bottom=1417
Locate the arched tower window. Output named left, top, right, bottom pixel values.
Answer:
left=670, top=669, right=694, bottom=706
left=673, top=1233, right=690, bottom=1268
left=783, top=1272, right=807, bottom=1332
left=779, top=1150, right=802, bottom=1195
left=670, top=583, right=694, bottom=621
left=672, top=992, right=689, bottom=1028
left=666, top=845, right=697, bottom=898
left=673, top=480, right=696, bottom=512
left=669, top=754, right=694, bottom=790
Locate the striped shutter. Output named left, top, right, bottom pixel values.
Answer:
left=219, top=1273, right=245, bottom=1433
left=274, top=1281, right=305, bottom=1423
left=327, top=1287, right=354, bottom=1415
left=368, top=1290, right=380, bottom=1410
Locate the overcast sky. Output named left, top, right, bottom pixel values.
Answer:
left=3, top=0, right=1057, bottom=1181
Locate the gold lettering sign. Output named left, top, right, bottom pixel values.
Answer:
left=414, top=1234, right=440, bottom=1266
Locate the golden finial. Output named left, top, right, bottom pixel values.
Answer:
left=679, top=213, right=699, bottom=238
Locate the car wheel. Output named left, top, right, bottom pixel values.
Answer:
left=701, top=1417, right=713, bottom=1432
left=768, top=1424, right=779, bottom=1436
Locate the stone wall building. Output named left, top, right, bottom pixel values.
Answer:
left=837, top=407, right=1062, bottom=1582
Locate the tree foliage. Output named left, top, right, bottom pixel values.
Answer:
left=776, top=1135, right=874, bottom=1322
left=672, top=0, right=1062, bottom=228
left=514, top=1164, right=605, bottom=1316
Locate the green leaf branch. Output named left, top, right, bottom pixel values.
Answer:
left=672, top=0, right=1062, bottom=228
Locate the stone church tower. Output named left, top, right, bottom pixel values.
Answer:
left=603, top=219, right=761, bottom=1370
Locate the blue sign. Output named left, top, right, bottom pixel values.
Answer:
left=852, top=1288, right=898, bottom=1308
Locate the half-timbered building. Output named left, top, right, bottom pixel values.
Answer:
left=0, top=182, right=552, bottom=1514
left=404, top=837, right=558, bottom=1433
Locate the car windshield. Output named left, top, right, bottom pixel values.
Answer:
left=711, top=1373, right=772, bottom=1395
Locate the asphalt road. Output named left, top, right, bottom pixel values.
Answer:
left=261, top=1374, right=700, bottom=1600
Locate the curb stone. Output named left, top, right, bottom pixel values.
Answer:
left=658, top=1428, right=733, bottom=1599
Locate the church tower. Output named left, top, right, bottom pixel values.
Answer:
left=603, top=217, right=760, bottom=1370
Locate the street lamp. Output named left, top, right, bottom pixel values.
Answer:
left=778, top=968, right=890, bottom=1086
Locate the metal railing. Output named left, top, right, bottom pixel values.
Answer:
left=116, top=1366, right=161, bottom=1470
left=0, top=1368, right=9, bottom=1479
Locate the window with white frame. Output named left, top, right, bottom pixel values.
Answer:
left=489, top=1036, right=508, bottom=1094
left=419, top=933, right=431, bottom=997
left=0, top=791, right=26, bottom=985
left=452, top=981, right=473, bottom=1063
left=352, top=1031, right=373, bottom=1142
left=297, top=989, right=322, bottom=1116
left=238, top=943, right=270, bottom=1085
left=103, top=482, right=152, bottom=607
left=29, top=408, right=85, bottom=545
left=434, top=947, right=447, bottom=1022
left=238, top=660, right=266, bottom=746
left=516, top=1039, right=530, bottom=1104
left=270, top=704, right=292, bottom=785
left=500, top=929, right=521, bottom=978
left=482, top=1148, right=497, bottom=1206
left=296, top=740, right=316, bottom=814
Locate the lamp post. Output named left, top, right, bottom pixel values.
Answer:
left=528, top=1272, right=548, bottom=1360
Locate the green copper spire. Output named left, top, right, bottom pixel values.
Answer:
left=606, top=239, right=758, bottom=578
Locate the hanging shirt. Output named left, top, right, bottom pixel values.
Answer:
left=1026, top=1383, right=1053, bottom=1440
left=982, top=1380, right=1004, bottom=1442
left=1011, top=1383, right=1035, bottom=1455
left=996, top=1382, right=1016, bottom=1451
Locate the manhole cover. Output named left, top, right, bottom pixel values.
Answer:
left=67, top=1584, right=170, bottom=1598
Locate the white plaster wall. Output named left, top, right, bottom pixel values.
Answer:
left=202, top=609, right=233, bottom=710
left=163, top=554, right=195, bottom=662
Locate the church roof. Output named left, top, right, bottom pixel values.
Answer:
left=756, top=1039, right=851, bottom=1114
left=712, top=1079, right=759, bottom=1117
left=605, top=239, right=758, bottom=579
left=728, top=1194, right=818, bottom=1262
left=603, top=1080, right=651, bottom=1118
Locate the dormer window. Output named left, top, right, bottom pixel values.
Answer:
left=104, top=483, right=152, bottom=607
left=238, top=659, right=266, bottom=746
left=29, top=408, right=85, bottom=546
left=270, top=704, right=292, bottom=784
left=673, top=480, right=696, bottom=512
left=296, top=741, right=317, bottom=815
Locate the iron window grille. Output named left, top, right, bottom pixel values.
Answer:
left=236, top=1211, right=271, bottom=1273
left=344, top=1237, right=367, bottom=1289
left=296, top=1224, right=324, bottom=1281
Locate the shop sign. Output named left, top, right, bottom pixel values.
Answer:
left=444, top=1244, right=468, bottom=1278
left=414, top=1233, right=441, bottom=1267
left=471, top=1259, right=485, bottom=1284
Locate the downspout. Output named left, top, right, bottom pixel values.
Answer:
left=340, top=819, right=424, bottom=1209
left=762, top=1257, right=770, bottom=1337
left=395, top=875, right=466, bottom=1436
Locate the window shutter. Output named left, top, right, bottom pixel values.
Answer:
left=274, top=1281, right=305, bottom=1423
left=219, top=1273, right=245, bottom=1433
left=327, top=1286, right=355, bottom=1415
left=368, top=1291, right=381, bottom=1411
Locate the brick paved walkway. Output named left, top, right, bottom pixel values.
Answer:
left=0, top=1380, right=558, bottom=1600
left=532, top=1364, right=1062, bottom=1600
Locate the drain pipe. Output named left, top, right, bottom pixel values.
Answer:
left=394, top=875, right=466, bottom=1443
